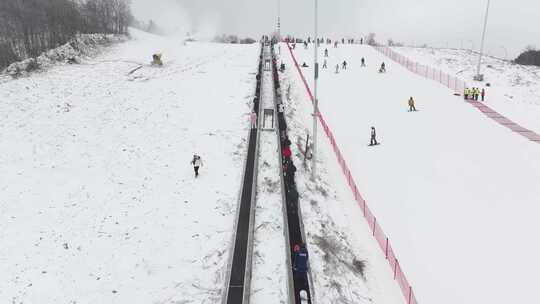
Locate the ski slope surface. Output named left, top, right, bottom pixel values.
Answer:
left=391, top=46, right=540, bottom=133
left=0, top=29, right=259, bottom=303
left=284, top=42, right=540, bottom=304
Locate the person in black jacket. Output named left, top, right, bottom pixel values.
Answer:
left=370, top=127, right=378, bottom=146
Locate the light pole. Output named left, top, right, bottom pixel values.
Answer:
left=277, top=0, right=281, bottom=41
left=312, top=0, right=319, bottom=179
left=475, top=0, right=491, bottom=81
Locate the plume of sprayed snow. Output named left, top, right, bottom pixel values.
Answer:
left=132, top=0, right=191, bottom=38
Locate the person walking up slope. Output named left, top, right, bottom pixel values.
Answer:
left=408, top=97, right=417, bottom=112
left=250, top=111, right=258, bottom=129
left=369, top=127, right=378, bottom=146
left=191, top=154, right=204, bottom=178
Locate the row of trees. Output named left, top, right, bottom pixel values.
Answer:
left=515, top=46, right=540, bottom=67
left=0, top=0, right=132, bottom=69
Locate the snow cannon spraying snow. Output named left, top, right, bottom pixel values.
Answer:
left=151, top=53, right=163, bottom=66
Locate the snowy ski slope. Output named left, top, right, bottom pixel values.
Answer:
left=0, top=29, right=259, bottom=303
left=391, top=46, right=540, bottom=133
left=285, top=43, right=540, bottom=304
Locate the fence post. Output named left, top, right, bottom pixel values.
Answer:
left=385, top=237, right=389, bottom=258
left=394, top=259, right=398, bottom=279
left=408, top=287, right=412, bottom=304
left=372, top=217, right=377, bottom=235
left=363, top=200, right=366, bottom=216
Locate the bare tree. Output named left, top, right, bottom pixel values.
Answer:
left=0, top=0, right=132, bottom=69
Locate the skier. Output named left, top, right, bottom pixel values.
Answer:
left=379, top=62, right=386, bottom=73
left=481, top=88, right=486, bottom=101
left=335, top=64, right=340, bottom=74
left=190, top=154, right=204, bottom=178
left=250, top=111, right=258, bottom=129
left=370, top=127, right=378, bottom=146
left=322, top=59, right=327, bottom=69
left=324, top=48, right=329, bottom=57
left=361, top=57, right=366, bottom=67
left=408, top=97, right=417, bottom=112
left=342, top=60, right=347, bottom=70
left=301, top=62, right=309, bottom=68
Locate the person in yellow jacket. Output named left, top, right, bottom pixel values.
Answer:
left=464, top=87, right=469, bottom=100
left=408, top=97, right=417, bottom=112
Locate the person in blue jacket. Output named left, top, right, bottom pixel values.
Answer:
left=293, top=243, right=309, bottom=274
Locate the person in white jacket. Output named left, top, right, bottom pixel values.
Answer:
left=191, top=154, right=204, bottom=177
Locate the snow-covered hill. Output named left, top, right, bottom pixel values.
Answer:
left=285, top=43, right=540, bottom=304
left=391, top=46, right=540, bottom=132
left=0, top=29, right=259, bottom=303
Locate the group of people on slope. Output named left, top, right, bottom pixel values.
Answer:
left=464, top=87, right=485, bottom=101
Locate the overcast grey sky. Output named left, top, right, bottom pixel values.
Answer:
left=132, top=0, right=540, bottom=58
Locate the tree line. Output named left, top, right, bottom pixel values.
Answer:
left=0, top=0, right=132, bottom=69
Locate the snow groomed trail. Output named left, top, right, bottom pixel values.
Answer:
left=284, top=41, right=540, bottom=304
left=374, top=46, right=540, bottom=143
left=223, top=45, right=263, bottom=304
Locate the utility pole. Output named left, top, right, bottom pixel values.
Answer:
left=277, top=0, right=281, bottom=40
left=312, top=0, right=319, bottom=179
left=475, top=0, right=491, bottom=81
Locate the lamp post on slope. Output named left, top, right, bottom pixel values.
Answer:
left=312, top=0, right=319, bottom=179
left=475, top=0, right=491, bottom=81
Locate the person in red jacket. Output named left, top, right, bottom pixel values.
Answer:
left=283, top=146, right=292, bottom=159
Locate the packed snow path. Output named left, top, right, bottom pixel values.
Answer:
left=223, top=46, right=262, bottom=304
left=285, top=42, right=540, bottom=304
left=0, top=29, right=259, bottom=303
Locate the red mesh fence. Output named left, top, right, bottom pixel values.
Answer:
left=373, top=45, right=467, bottom=95
left=286, top=42, right=419, bottom=303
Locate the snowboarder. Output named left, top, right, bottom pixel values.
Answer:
left=250, top=111, right=258, bottom=129
left=408, top=97, right=417, bottom=112
left=191, top=154, right=204, bottom=177
left=342, top=60, right=347, bottom=70
left=324, top=48, right=328, bottom=57
left=370, top=127, right=378, bottom=146
left=322, top=59, right=327, bottom=69
left=361, top=57, right=366, bottom=67
left=481, top=88, right=485, bottom=101
left=379, top=62, right=386, bottom=73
